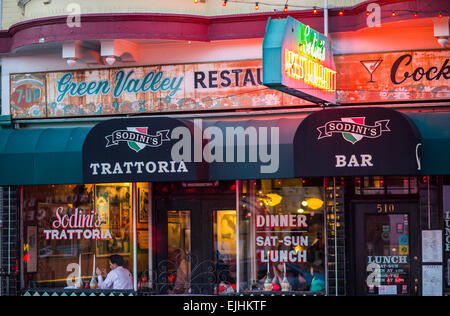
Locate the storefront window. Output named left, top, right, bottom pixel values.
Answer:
left=21, top=184, right=136, bottom=290
left=167, top=210, right=191, bottom=294
left=136, top=183, right=150, bottom=290
left=214, top=210, right=237, bottom=293
left=238, top=179, right=326, bottom=294
left=364, top=214, right=411, bottom=295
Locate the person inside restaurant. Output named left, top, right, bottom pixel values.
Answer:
left=96, top=255, right=133, bottom=290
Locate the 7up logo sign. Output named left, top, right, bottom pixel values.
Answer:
left=317, top=117, right=390, bottom=144
left=105, top=127, right=171, bottom=153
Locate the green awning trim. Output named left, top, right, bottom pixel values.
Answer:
left=406, top=112, right=450, bottom=175
left=0, top=127, right=91, bottom=185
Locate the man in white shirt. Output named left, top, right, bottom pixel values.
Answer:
left=96, top=255, right=133, bottom=290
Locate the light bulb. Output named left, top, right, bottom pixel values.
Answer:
left=105, top=56, right=117, bottom=65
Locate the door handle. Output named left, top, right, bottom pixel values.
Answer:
left=414, top=278, right=419, bottom=296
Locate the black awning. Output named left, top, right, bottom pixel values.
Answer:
left=82, top=115, right=305, bottom=183
left=2, top=109, right=445, bottom=187
left=204, top=117, right=304, bottom=180
left=82, top=117, right=210, bottom=184
left=294, top=107, right=422, bottom=177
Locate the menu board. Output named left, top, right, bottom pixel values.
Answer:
left=422, top=265, right=443, bottom=296
left=422, top=230, right=443, bottom=263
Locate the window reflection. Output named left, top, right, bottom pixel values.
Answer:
left=214, top=210, right=237, bottom=294
left=22, top=184, right=134, bottom=290
left=355, top=176, right=418, bottom=195
left=239, top=179, right=326, bottom=293
left=365, top=214, right=410, bottom=295
left=136, top=183, right=150, bottom=289
left=167, top=210, right=191, bottom=294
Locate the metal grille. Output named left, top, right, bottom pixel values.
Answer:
left=325, top=178, right=346, bottom=296
left=0, top=186, right=19, bottom=296
left=419, top=181, right=440, bottom=230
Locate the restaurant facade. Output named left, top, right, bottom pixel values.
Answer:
left=0, top=0, right=449, bottom=297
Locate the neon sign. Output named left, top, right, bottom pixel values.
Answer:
left=299, top=25, right=326, bottom=61
left=284, top=49, right=336, bottom=92
left=43, top=207, right=112, bottom=240
left=263, top=16, right=337, bottom=104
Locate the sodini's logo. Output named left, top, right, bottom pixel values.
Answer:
left=317, top=117, right=390, bottom=144
left=105, top=127, right=171, bottom=152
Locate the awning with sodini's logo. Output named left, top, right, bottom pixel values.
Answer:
left=0, top=109, right=449, bottom=186
left=294, top=107, right=424, bottom=177
left=82, top=116, right=304, bottom=184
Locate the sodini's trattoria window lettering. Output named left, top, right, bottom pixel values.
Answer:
left=21, top=184, right=137, bottom=290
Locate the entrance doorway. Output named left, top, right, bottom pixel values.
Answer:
left=353, top=201, right=420, bottom=296
left=153, top=183, right=236, bottom=295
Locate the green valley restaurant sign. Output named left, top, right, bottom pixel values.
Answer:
left=263, top=16, right=337, bottom=104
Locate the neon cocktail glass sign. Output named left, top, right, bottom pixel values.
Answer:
left=263, top=16, right=337, bottom=104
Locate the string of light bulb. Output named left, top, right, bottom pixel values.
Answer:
left=193, top=0, right=449, bottom=19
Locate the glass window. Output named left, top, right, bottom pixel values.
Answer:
left=167, top=210, right=191, bottom=294
left=214, top=210, right=237, bottom=294
left=365, top=214, right=410, bottom=295
left=22, top=184, right=134, bottom=290
left=136, top=183, right=150, bottom=290
left=238, top=179, right=326, bottom=294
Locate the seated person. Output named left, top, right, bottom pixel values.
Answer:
left=309, top=266, right=326, bottom=292
left=96, top=254, right=133, bottom=290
